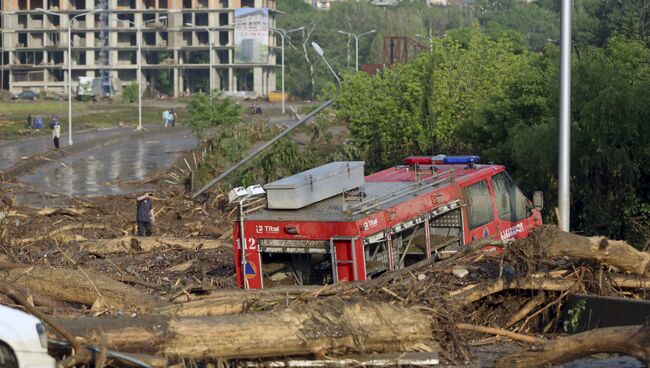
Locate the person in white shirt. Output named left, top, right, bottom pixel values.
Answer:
left=52, top=120, right=61, bottom=149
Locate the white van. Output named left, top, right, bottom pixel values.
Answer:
left=0, top=305, right=55, bottom=368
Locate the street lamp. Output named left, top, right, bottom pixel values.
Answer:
left=114, top=16, right=167, bottom=130
left=185, top=23, right=214, bottom=94
left=337, top=29, right=376, bottom=71
left=311, top=42, right=341, bottom=91
left=37, top=8, right=101, bottom=145
left=271, top=26, right=303, bottom=114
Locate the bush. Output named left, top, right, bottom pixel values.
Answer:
left=186, top=91, right=244, bottom=138
left=121, top=82, right=138, bottom=103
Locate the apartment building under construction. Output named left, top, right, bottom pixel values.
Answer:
left=0, top=0, right=277, bottom=97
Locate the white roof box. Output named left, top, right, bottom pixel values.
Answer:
left=264, top=161, right=365, bottom=209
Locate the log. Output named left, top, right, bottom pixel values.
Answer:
left=455, top=323, right=544, bottom=344
left=59, top=297, right=436, bottom=360
left=79, top=236, right=229, bottom=255
left=505, top=294, right=546, bottom=328
left=14, top=224, right=107, bottom=245
left=541, top=227, right=650, bottom=275
left=496, top=324, right=650, bottom=368
left=0, top=264, right=168, bottom=313
left=162, top=290, right=314, bottom=316
left=448, top=276, right=579, bottom=306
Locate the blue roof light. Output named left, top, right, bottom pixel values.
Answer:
left=443, top=155, right=480, bottom=164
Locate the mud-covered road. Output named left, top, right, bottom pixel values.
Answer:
left=1, top=125, right=196, bottom=206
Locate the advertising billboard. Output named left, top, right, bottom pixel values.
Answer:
left=234, top=8, right=269, bottom=64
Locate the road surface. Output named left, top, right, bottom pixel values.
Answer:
left=1, top=125, right=197, bottom=206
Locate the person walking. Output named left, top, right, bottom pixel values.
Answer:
left=136, top=192, right=155, bottom=236
left=26, top=114, right=32, bottom=129
left=162, top=109, right=170, bottom=128
left=170, top=108, right=177, bottom=127
left=51, top=117, right=61, bottom=149
left=34, top=115, right=43, bottom=130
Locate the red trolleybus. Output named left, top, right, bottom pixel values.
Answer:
left=232, top=155, right=543, bottom=289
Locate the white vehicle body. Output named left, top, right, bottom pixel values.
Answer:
left=0, top=305, right=55, bottom=368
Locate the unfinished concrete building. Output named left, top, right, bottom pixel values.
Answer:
left=0, top=0, right=277, bottom=97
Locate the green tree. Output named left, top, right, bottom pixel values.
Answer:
left=428, top=26, right=528, bottom=151
left=121, top=82, right=138, bottom=103
left=481, top=3, right=559, bottom=50
left=473, top=38, right=650, bottom=246
left=186, top=91, right=244, bottom=137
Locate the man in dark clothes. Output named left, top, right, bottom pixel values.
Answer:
left=136, top=192, right=155, bottom=236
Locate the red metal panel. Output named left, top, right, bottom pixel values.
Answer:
left=233, top=221, right=264, bottom=289
left=334, top=239, right=354, bottom=282
left=387, top=234, right=394, bottom=271
left=424, top=217, right=431, bottom=258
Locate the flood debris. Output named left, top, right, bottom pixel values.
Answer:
left=1, top=183, right=649, bottom=367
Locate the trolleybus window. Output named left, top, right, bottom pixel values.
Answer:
left=492, top=172, right=528, bottom=222
left=462, top=180, right=494, bottom=229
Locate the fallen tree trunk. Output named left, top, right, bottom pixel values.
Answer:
left=448, top=276, right=579, bottom=306
left=13, top=224, right=107, bottom=245
left=161, top=286, right=337, bottom=317
left=0, top=264, right=168, bottom=313
left=59, top=297, right=436, bottom=360
left=79, top=236, right=229, bottom=255
left=541, top=227, right=650, bottom=276
left=496, top=324, right=650, bottom=368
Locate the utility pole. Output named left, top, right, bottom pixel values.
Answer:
left=271, top=26, right=303, bottom=114
left=37, top=8, right=100, bottom=146
left=114, top=16, right=167, bottom=130
left=185, top=23, right=214, bottom=94
left=337, top=29, right=376, bottom=71
left=558, top=0, right=572, bottom=231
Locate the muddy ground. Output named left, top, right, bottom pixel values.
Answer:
left=1, top=185, right=238, bottom=290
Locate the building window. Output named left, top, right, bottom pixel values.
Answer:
left=195, top=12, right=208, bottom=26
left=217, top=50, right=229, bottom=64
left=241, top=0, right=254, bottom=7
left=219, top=31, right=228, bottom=46
left=219, top=12, right=229, bottom=26
left=491, top=172, right=528, bottom=222
left=235, top=68, right=253, bottom=91
left=462, top=180, right=494, bottom=230
left=219, top=0, right=229, bottom=8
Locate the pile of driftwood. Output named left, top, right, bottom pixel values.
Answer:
left=1, top=222, right=649, bottom=367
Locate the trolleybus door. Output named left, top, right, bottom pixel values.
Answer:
left=330, top=236, right=364, bottom=282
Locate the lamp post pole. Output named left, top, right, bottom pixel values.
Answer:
left=185, top=23, right=213, bottom=93
left=37, top=8, right=100, bottom=145
left=337, top=29, right=375, bottom=71
left=558, top=0, right=572, bottom=231
left=0, top=29, right=4, bottom=91
left=115, top=17, right=166, bottom=130
left=271, top=27, right=303, bottom=115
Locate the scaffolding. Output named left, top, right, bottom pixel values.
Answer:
left=98, top=0, right=114, bottom=95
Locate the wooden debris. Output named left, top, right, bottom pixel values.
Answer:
left=455, top=323, right=544, bottom=345
left=497, top=324, right=650, bottom=367
left=59, top=297, right=436, bottom=360
left=37, top=207, right=88, bottom=217
left=0, top=263, right=169, bottom=313
left=79, top=237, right=229, bottom=255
